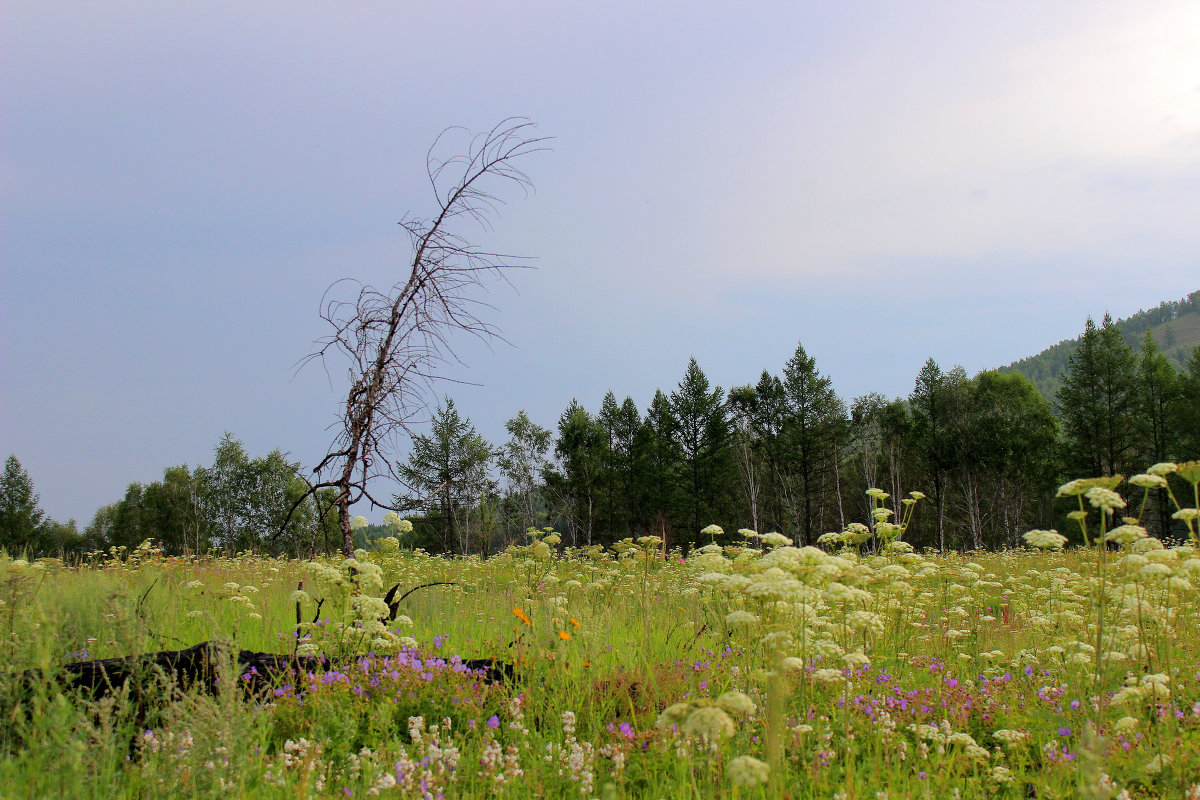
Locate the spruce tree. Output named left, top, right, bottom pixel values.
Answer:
left=0, top=455, right=46, bottom=554
left=781, top=343, right=847, bottom=545
left=1057, top=314, right=1139, bottom=477
left=669, top=358, right=732, bottom=541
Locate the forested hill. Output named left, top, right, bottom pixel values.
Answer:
left=999, top=290, right=1200, bottom=401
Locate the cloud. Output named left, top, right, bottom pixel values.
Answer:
left=644, top=1, right=1200, bottom=284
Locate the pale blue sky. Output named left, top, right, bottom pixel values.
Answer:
left=2, top=1, right=1198, bottom=524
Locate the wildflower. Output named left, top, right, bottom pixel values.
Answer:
left=1023, top=530, right=1068, bottom=550
left=350, top=515, right=369, bottom=530
left=1101, top=524, right=1147, bottom=546
left=1129, top=473, right=1168, bottom=488
left=1057, top=479, right=1089, bottom=497
left=990, top=766, right=1015, bottom=785
left=866, top=487, right=889, bottom=500
left=843, top=651, right=871, bottom=670
left=1112, top=716, right=1138, bottom=734
left=655, top=702, right=693, bottom=729
left=570, top=617, right=581, bottom=628
left=737, top=528, right=759, bottom=539
left=992, top=729, right=1029, bottom=747
left=724, top=610, right=760, bottom=627
left=760, top=532, right=793, bottom=548
left=1173, top=508, right=1200, bottom=522
left=1148, top=462, right=1178, bottom=476
left=559, top=630, right=570, bottom=641
left=513, top=607, right=531, bottom=626
left=716, top=691, right=756, bottom=716
left=683, top=706, right=736, bottom=740
left=1177, top=461, right=1200, bottom=483
left=909, top=491, right=925, bottom=500
left=727, top=755, right=769, bottom=787
left=1085, top=487, right=1125, bottom=512
left=700, top=524, right=724, bottom=538
left=812, top=668, right=845, bottom=684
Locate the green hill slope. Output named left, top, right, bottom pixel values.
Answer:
left=998, top=289, right=1200, bottom=402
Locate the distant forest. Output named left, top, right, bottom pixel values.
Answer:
left=4, top=297, right=1199, bottom=559
left=1001, top=290, right=1200, bottom=399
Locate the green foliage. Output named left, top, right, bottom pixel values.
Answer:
left=669, top=358, right=733, bottom=542
left=1002, top=289, right=1200, bottom=399
left=0, top=456, right=45, bottom=555
left=1057, top=315, right=1141, bottom=478
left=397, top=398, right=495, bottom=554
left=497, top=409, right=553, bottom=536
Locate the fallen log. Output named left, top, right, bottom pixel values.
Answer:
left=19, top=642, right=514, bottom=704
left=20, top=641, right=318, bottom=702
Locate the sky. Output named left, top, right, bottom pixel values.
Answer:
left=2, top=1, right=1198, bottom=525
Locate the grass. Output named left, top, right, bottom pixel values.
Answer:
left=1, top=493, right=1198, bottom=799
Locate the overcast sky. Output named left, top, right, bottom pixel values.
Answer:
left=2, top=1, right=1198, bottom=524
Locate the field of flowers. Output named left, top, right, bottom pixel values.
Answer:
left=1, top=465, right=1199, bottom=799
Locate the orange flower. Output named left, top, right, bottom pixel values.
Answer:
left=559, top=630, right=571, bottom=641
left=513, top=607, right=531, bottom=626
left=570, top=617, right=582, bottom=628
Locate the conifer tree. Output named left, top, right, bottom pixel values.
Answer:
left=781, top=343, right=847, bottom=545
left=552, top=401, right=606, bottom=545
left=669, top=358, right=732, bottom=540
left=0, top=455, right=45, bottom=554
left=397, top=398, right=494, bottom=554
left=641, top=389, right=683, bottom=540
left=1057, top=314, right=1139, bottom=477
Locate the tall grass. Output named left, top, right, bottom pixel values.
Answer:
left=1, top=467, right=1198, bottom=799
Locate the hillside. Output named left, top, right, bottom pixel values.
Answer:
left=998, top=289, right=1200, bottom=402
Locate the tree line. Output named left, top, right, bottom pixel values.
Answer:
left=3, top=314, right=1198, bottom=558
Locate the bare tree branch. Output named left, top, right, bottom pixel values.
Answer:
left=283, top=119, right=548, bottom=557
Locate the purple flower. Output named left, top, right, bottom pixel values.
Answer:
left=1025, top=665, right=1034, bottom=676
left=1070, top=700, right=1080, bottom=710
left=1058, top=727, right=1072, bottom=737
left=487, top=715, right=500, bottom=729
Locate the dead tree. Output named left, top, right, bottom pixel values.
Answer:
left=285, top=119, right=547, bottom=558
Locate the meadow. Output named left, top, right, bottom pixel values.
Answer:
left=1, top=467, right=1199, bottom=799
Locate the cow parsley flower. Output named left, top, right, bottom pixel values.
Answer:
left=727, top=755, right=769, bottom=787
left=761, top=532, right=793, bottom=548
left=1023, top=530, right=1067, bottom=550
left=1101, top=525, right=1147, bottom=546
left=1130, top=473, right=1168, bottom=489
left=716, top=691, right=756, bottom=716
left=683, top=706, right=736, bottom=740
left=1086, top=487, right=1125, bottom=512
